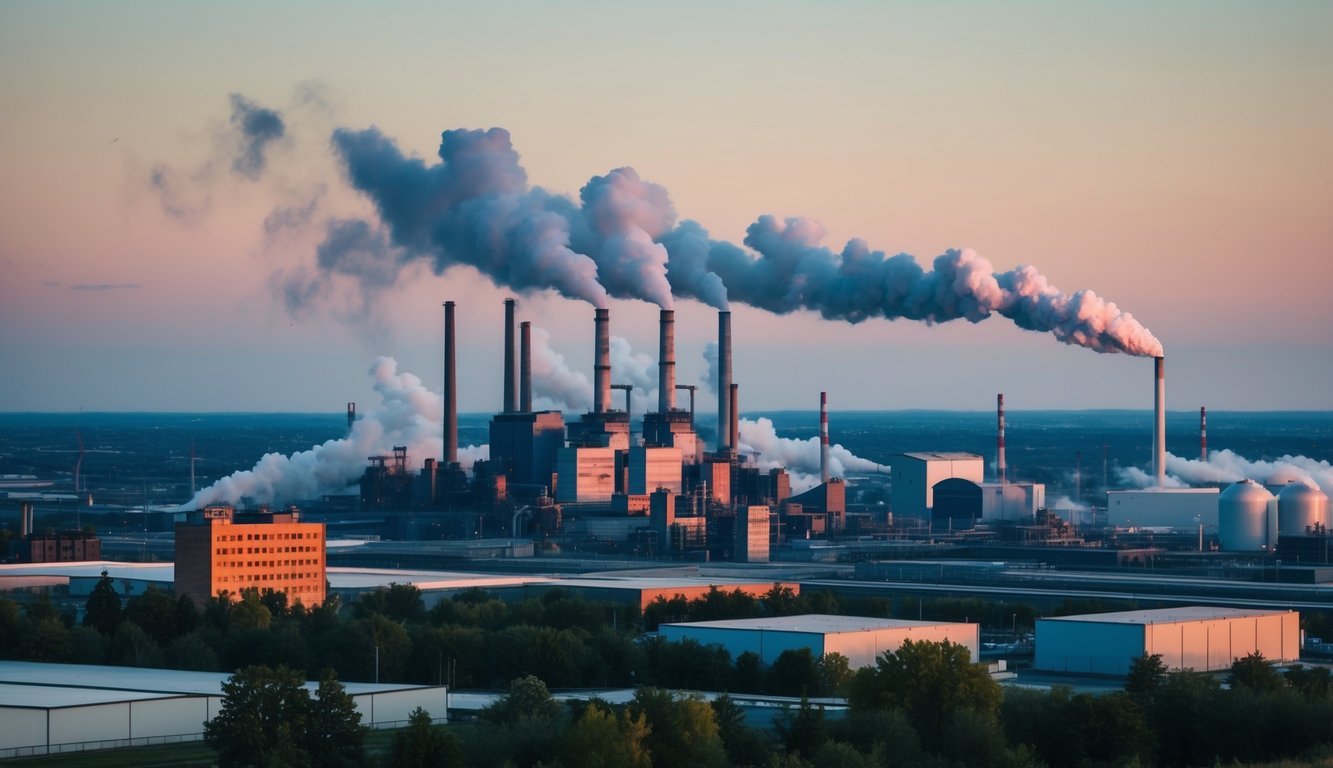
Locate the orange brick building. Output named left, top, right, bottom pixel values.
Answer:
left=174, top=505, right=326, bottom=607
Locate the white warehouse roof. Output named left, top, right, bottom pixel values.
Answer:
left=1040, top=606, right=1285, bottom=625
left=663, top=614, right=954, bottom=634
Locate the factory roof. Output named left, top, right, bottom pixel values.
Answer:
left=662, top=613, right=972, bottom=634
left=0, top=661, right=425, bottom=705
left=900, top=452, right=983, bottom=462
left=1106, top=488, right=1219, bottom=495
left=1039, top=606, right=1291, bottom=625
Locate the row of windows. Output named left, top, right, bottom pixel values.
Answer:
left=215, top=558, right=319, bottom=569
left=213, top=531, right=321, bottom=543
left=213, top=546, right=319, bottom=556
left=216, top=573, right=321, bottom=584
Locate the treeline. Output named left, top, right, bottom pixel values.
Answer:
left=0, top=579, right=1028, bottom=693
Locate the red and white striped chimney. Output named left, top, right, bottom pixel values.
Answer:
left=997, top=393, right=1006, bottom=483
left=1200, top=406, right=1207, bottom=462
left=1153, top=356, right=1166, bottom=486
left=820, top=391, right=830, bottom=484
left=594, top=308, right=611, bottom=414
left=443, top=300, right=457, bottom=464
left=658, top=309, right=675, bottom=413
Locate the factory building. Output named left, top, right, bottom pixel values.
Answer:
left=660, top=614, right=980, bottom=668
left=174, top=505, right=326, bottom=606
left=555, top=447, right=617, bottom=503
left=787, top=478, right=846, bottom=533
left=1106, top=488, right=1219, bottom=529
left=978, top=481, right=1045, bottom=522
left=1035, top=607, right=1299, bottom=675
left=734, top=505, right=772, bottom=563
left=891, top=452, right=985, bottom=522
left=628, top=446, right=684, bottom=495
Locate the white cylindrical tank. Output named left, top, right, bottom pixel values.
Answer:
left=1277, top=481, right=1330, bottom=536
left=1219, top=480, right=1275, bottom=552
left=1265, top=468, right=1306, bottom=495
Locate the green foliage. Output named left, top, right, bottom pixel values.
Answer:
left=485, top=675, right=563, bottom=724
left=83, top=571, right=122, bottom=634
left=629, top=688, right=727, bottom=768
left=203, top=665, right=313, bottom=768
left=774, top=697, right=826, bottom=758
left=389, top=707, right=460, bottom=768
left=767, top=648, right=820, bottom=697
left=1124, top=653, right=1167, bottom=700
left=124, top=586, right=178, bottom=645
left=561, top=701, right=652, bottom=768
left=846, top=639, right=1000, bottom=750
left=1230, top=651, right=1286, bottom=693
left=307, top=668, right=367, bottom=768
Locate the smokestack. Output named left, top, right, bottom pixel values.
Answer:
left=718, top=311, right=732, bottom=452
left=997, top=393, right=1006, bottom=483
left=1154, top=356, right=1166, bottom=486
left=346, top=402, right=356, bottom=434
left=729, top=383, right=739, bottom=457
left=503, top=298, right=517, bottom=413
left=520, top=321, right=532, bottom=413
left=1200, top=406, right=1207, bottom=462
left=658, top=309, right=676, bottom=413
left=820, top=392, right=830, bottom=484
left=443, top=301, right=458, bottom=464
left=20, top=501, right=33, bottom=538
left=594, top=308, right=611, bottom=413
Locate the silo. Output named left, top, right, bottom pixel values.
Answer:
left=1277, top=481, right=1330, bottom=536
left=1265, top=468, right=1306, bottom=495
left=1218, top=480, right=1275, bottom=552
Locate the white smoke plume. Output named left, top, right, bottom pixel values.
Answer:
left=736, top=416, right=887, bottom=493
left=529, top=326, right=592, bottom=413
left=700, top=342, right=719, bottom=395
left=1116, top=449, right=1333, bottom=497
left=183, top=357, right=487, bottom=508
left=288, top=125, right=1161, bottom=357
left=609, top=336, right=658, bottom=416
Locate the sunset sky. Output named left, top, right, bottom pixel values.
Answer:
left=2, top=1, right=1330, bottom=413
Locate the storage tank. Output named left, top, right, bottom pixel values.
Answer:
left=1265, top=468, right=1306, bottom=495
left=1277, top=481, right=1330, bottom=536
left=1218, top=480, right=1275, bottom=552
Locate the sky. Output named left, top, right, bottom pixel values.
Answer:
left=1, top=1, right=1331, bottom=414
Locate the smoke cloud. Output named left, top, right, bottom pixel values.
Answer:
left=184, top=357, right=486, bottom=508
left=294, top=124, right=1161, bottom=357
left=529, top=325, right=592, bottom=413
left=737, top=416, right=886, bottom=493
left=1116, top=449, right=1333, bottom=497
left=228, top=93, right=286, bottom=180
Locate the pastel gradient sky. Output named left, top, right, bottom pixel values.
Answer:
left=2, top=1, right=1330, bottom=413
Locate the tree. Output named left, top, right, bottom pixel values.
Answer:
left=560, top=701, right=652, bottom=768
left=1125, top=653, right=1167, bottom=700
left=307, top=668, right=367, bottom=767
left=1229, top=651, right=1285, bottom=693
left=203, top=665, right=312, bottom=768
left=124, top=586, right=178, bottom=645
left=775, top=696, right=826, bottom=758
left=83, top=571, right=122, bottom=634
left=815, top=653, right=851, bottom=697
left=846, top=639, right=1000, bottom=750
left=484, top=675, right=563, bottom=724
left=629, top=688, right=727, bottom=768
left=768, top=648, right=820, bottom=697
left=388, top=707, right=460, bottom=768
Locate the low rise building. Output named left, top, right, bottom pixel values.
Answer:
left=173, top=505, right=325, bottom=606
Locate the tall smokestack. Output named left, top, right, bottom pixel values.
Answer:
left=820, top=391, right=830, bottom=484
left=718, top=311, right=732, bottom=452
left=444, top=301, right=458, bottom=464
left=729, top=383, right=739, bottom=457
left=1153, top=356, right=1166, bottom=486
left=503, top=298, right=517, bottom=413
left=20, top=501, right=33, bottom=538
left=520, top=321, right=532, bottom=413
left=1200, top=406, right=1207, bottom=462
left=658, top=309, right=676, bottom=413
left=997, top=393, right=1007, bottom=483
left=594, top=308, right=611, bottom=413
left=346, top=402, right=356, bottom=434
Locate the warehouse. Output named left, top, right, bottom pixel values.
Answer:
left=0, top=661, right=447, bottom=758
left=1035, top=606, right=1300, bottom=676
left=659, top=614, right=979, bottom=668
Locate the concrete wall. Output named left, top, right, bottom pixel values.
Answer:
left=1106, top=489, right=1220, bottom=528
left=660, top=625, right=826, bottom=665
